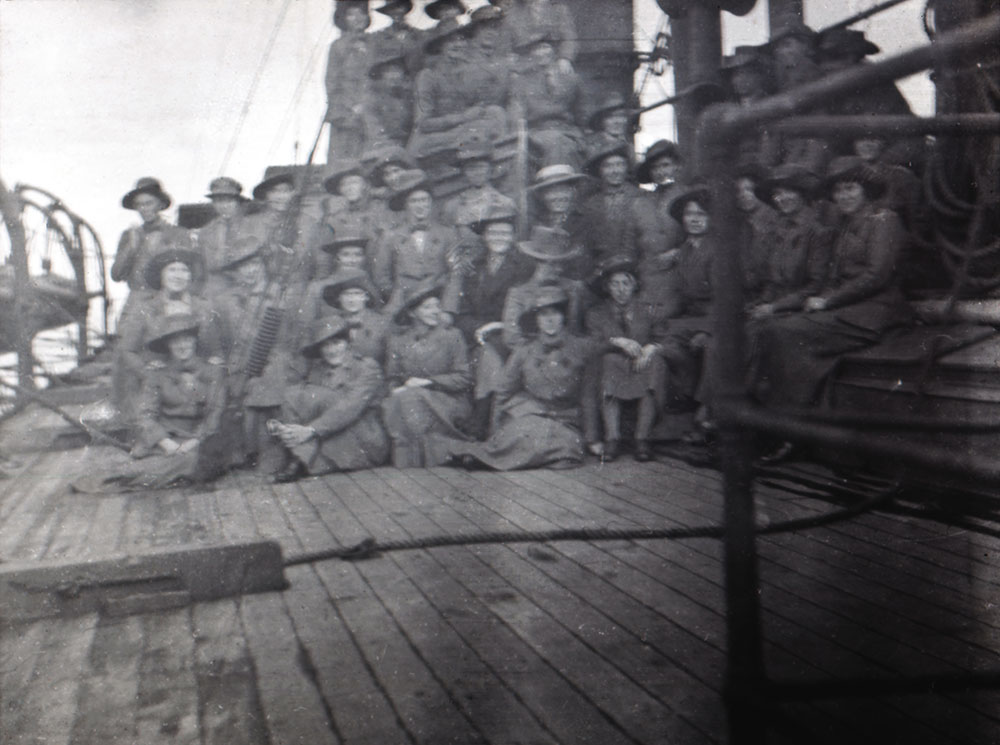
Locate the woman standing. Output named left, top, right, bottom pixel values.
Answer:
left=325, top=0, right=374, bottom=161
left=381, top=280, right=473, bottom=467
left=268, top=315, right=389, bottom=483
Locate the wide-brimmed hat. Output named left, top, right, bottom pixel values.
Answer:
left=205, top=176, right=247, bottom=201
left=252, top=171, right=296, bottom=201
left=587, top=92, right=633, bottom=131
left=720, top=45, right=769, bottom=74
left=218, top=236, right=263, bottom=272
left=394, top=276, right=446, bottom=323
left=823, top=156, right=886, bottom=200
left=374, top=0, right=412, bottom=16
left=388, top=169, right=432, bottom=210
left=528, top=164, right=588, bottom=193
left=368, top=50, right=408, bottom=78
left=517, top=226, right=579, bottom=262
left=122, top=177, right=171, bottom=210
left=733, top=158, right=768, bottom=183
left=364, top=143, right=415, bottom=185
left=589, top=254, right=639, bottom=296
left=146, top=314, right=200, bottom=354
left=471, top=203, right=519, bottom=234
left=333, top=0, right=371, bottom=32
left=754, top=164, right=821, bottom=205
left=323, top=159, right=366, bottom=194
left=469, top=4, right=503, bottom=26
left=582, top=143, right=632, bottom=179
left=321, top=269, right=381, bottom=308
left=300, top=315, right=351, bottom=358
left=423, top=18, right=472, bottom=54
left=425, top=0, right=465, bottom=21
left=667, top=184, right=712, bottom=223
left=456, top=138, right=493, bottom=163
left=144, top=247, right=203, bottom=290
left=321, top=232, right=370, bottom=255
left=512, top=28, right=556, bottom=54
left=635, top=140, right=683, bottom=184
left=518, top=283, right=570, bottom=333
left=818, top=28, right=880, bottom=60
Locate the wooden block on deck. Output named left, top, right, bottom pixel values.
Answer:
left=0, top=540, right=288, bottom=624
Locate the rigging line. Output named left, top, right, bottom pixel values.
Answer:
left=218, top=0, right=295, bottom=175
left=266, top=23, right=332, bottom=163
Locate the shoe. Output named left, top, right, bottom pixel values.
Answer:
left=634, top=441, right=653, bottom=462
left=602, top=440, right=620, bottom=463
left=757, top=441, right=795, bottom=466
left=273, top=460, right=307, bottom=484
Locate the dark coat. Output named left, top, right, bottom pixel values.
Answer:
left=232, top=208, right=334, bottom=288
left=579, top=185, right=663, bottom=274
left=585, top=298, right=669, bottom=403
left=448, top=250, right=535, bottom=345
left=371, top=220, right=462, bottom=312
left=134, top=356, right=225, bottom=454
left=756, top=207, right=832, bottom=312
left=111, top=218, right=192, bottom=293
left=500, top=276, right=589, bottom=350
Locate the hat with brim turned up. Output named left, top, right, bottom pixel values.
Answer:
left=388, top=169, right=432, bottom=211
left=300, top=315, right=351, bottom=358
left=635, top=140, right=683, bottom=185
left=754, top=164, right=822, bottom=206
left=146, top=314, right=201, bottom=354
left=143, top=247, right=203, bottom=290
left=122, top=177, right=172, bottom=210
left=393, top=276, right=446, bottom=324
left=321, top=269, right=381, bottom=309
left=517, top=226, right=580, bottom=263
left=667, top=184, right=712, bottom=223
left=518, top=283, right=570, bottom=333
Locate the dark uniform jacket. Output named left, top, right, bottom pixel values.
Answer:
left=501, top=276, right=589, bottom=350
left=232, top=208, right=334, bottom=287
left=134, top=356, right=225, bottom=454
left=447, top=250, right=535, bottom=345
left=385, top=324, right=472, bottom=394
left=111, top=219, right=192, bottom=293
left=579, top=185, right=663, bottom=274
left=498, top=334, right=599, bottom=424
left=757, top=207, right=832, bottom=312
left=372, top=220, right=462, bottom=311
left=504, top=1, right=578, bottom=62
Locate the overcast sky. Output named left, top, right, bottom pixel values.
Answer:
left=0, top=0, right=933, bottom=319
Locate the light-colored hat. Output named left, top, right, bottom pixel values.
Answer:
left=205, top=177, right=246, bottom=201
left=517, top=226, right=579, bottom=262
left=528, top=164, right=588, bottom=193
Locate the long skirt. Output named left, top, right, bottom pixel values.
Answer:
left=432, top=393, right=584, bottom=471
left=381, top=387, right=471, bottom=467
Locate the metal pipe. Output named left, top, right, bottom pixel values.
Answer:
left=818, top=0, right=914, bottom=35
left=696, top=12, right=1000, bottom=154
left=775, top=112, right=1000, bottom=137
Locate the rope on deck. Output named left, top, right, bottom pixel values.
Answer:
left=282, top=481, right=900, bottom=567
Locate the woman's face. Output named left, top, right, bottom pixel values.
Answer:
left=536, top=306, right=565, bottom=336
left=406, top=190, right=433, bottom=222
left=336, top=245, right=366, bottom=270
left=267, top=182, right=295, bottom=211
left=601, top=110, right=630, bottom=137
left=598, top=155, right=629, bottom=187
left=339, top=174, right=367, bottom=202
left=235, top=257, right=264, bottom=288
left=339, top=287, right=369, bottom=314
left=413, top=295, right=441, bottom=327
left=212, top=195, right=241, bottom=219
left=167, top=333, right=197, bottom=362
left=853, top=138, right=884, bottom=163
left=320, top=337, right=349, bottom=367
left=735, top=177, right=759, bottom=212
left=607, top=272, right=637, bottom=306
left=682, top=202, right=710, bottom=236
left=650, top=156, right=680, bottom=186
left=463, top=160, right=491, bottom=188
left=833, top=180, right=867, bottom=215
left=344, top=6, right=369, bottom=32
left=381, top=163, right=407, bottom=189
left=772, top=186, right=805, bottom=217
left=133, top=193, right=165, bottom=224
left=541, top=184, right=574, bottom=215
left=161, top=261, right=192, bottom=294
left=484, top=222, right=515, bottom=254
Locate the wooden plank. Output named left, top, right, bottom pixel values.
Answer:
left=239, top=592, right=340, bottom=745
left=234, top=472, right=297, bottom=547
left=68, top=614, right=144, bottom=744
left=191, top=599, right=269, bottom=745
left=213, top=486, right=261, bottom=544
left=0, top=451, right=46, bottom=523
left=0, top=620, right=46, bottom=734
left=135, top=609, right=200, bottom=745
left=81, top=495, right=128, bottom=559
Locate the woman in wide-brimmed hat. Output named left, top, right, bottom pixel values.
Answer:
left=196, top=177, right=252, bottom=288
left=318, top=267, right=388, bottom=365
left=433, top=283, right=610, bottom=471
left=635, top=139, right=688, bottom=252
left=381, top=278, right=474, bottom=467
left=440, top=138, right=517, bottom=233
left=266, top=314, right=389, bottom=483
left=325, top=1, right=374, bottom=161
left=748, top=155, right=911, bottom=412
left=322, top=159, right=389, bottom=255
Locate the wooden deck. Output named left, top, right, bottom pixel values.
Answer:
left=1, top=446, right=999, bottom=744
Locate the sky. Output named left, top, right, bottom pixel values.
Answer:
left=0, top=0, right=934, bottom=325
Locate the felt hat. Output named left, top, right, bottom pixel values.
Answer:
left=321, top=231, right=370, bottom=254
left=300, top=315, right=352, bottom=358
left=333, top=0, right=371, bottom=32
left=323, top=159, right=366, bottom=194
left=374, top=0, right=412, bottom=16
left=635, top=140, right=683, bottom=185
left=423, top=17, right=472, bottom=54
left=456, top=138, right=494, bottom=163
left=252, top=171, right=296, bottom=201
left=589, top=254, right=639, bottom=297
left=528, top=164, right=588, bottom=193
left=469, top=5, right=503, bottom=26
left=143, top=246, right=203, bottom=290
left=823, top=156, right=886, bottom=200
left=518, top=283, right=570, bottom=333
left=667, top=184, right=712, bottom=223
left=205, top=176, right=247, bottom=201
left=588, top=92, right=633, bottom=131
left=146, top=314, right=200, bottom=354
left=363, top=143, right=416, bottom=186
left=425, top=0, right=466, bottom=21
left=732, top=158, right=768, bottom=183
left=754, top=164, right=821, bottom=205
left=818, top=28, right=880, bottom=60
left=320, top=269, right=381, bottom=308
left=582, top=143, right=632, bottom=179
left=217, top=236, right=263, bottom=272
left=471, top=203, right=519, bottom=234
left=517, top=226, right=579, bottom=263
left=720, top=44, right=769, bottom=73
left=394, top=276, right=446, bottom=323
left=388, top=169, right=432, bottom=211
left=122, top=177, right=171, bottom=210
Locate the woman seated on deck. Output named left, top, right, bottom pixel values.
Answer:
left=266, top=315, right=390, bottom=484
left=432, top=285, right=607, bottom=471
left=381, top=279, right=474, bottom=467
